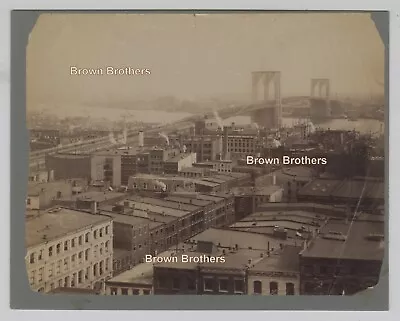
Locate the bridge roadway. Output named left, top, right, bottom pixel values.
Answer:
left=29, top=119, right=194, bottom=171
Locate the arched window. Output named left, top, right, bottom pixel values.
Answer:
left=286, top=282, right=295, bottom=295
left=253, top=280, right=262, bottom=294
left=270, top=281, right=278, bottom=295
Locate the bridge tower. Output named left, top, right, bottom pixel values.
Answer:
left=310, top=78, right=331, bottom=120
left=251, top=71, right=282, bottom=128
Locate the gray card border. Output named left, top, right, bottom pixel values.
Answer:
left=10, top=10, right=389, bottom=310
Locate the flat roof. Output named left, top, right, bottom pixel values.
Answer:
left=190, top=228, right=297, bottom=252
left=164, top=196, right=211, bottom=207
left=165, top=153, right=195, bottom=163
left=108, top=250, right=175, bottom=285
left=231, top=185, right=283, bottom=196
left=128, top=196, right=200, bottom=212
left=59, top=191, right=126, bottom=203
left=301, top=220, right=384, bottom=261
left=120, top=200, right=190, bottom=218
left=299, top=179, right=385, bottom=200
left=25, top=208, right=111, bottom=248
left=27, top=181, right=71, bottom=196
left=99, top=210, right=162, bottom=229
left=250, top=245, right=302, bottom=273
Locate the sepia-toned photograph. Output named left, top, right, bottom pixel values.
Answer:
left=24, top=12, right=386, bottom=297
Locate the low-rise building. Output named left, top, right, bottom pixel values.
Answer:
left=232, top=185, right=284, bottom=220
left=25, top=207, right=113, bottom=293
left=26, top=180, right=74, bottom=210
left=164, top=152, right=197, bottom=175
left=299, top=216, right=384, bottom=295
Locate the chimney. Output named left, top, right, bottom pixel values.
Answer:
left=91, top=201, right=98, bottom=214
left=222, top=126, right=229, bottom=160
left=138, top=131, right=144, bottom=148
left=218, top=135, right=223, bottom=160
left=272, top=175, right=276, bottom=185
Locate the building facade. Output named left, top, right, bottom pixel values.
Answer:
left=25, top=208, right=114, bottom=293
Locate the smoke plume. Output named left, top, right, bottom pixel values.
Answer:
left=213, top=110, right=224, bottom=129
left=159, top=132, right=169, bottom=145
left=155, top=180, right=167, bottom=191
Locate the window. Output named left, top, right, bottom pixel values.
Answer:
left=71, top=238, right=75, bottom=248
left=77, top=270, right=83, bottom=284
left=71, top=254, right=76, bottom=266
left=110, top=287, right=118, bottom=295
left=203, top=277, right=214, bottom=292
left=253, top=280, right=262, bottom=294
left=78, top=251, right=83, bottom=261
left=48, top=246, right=53, bottom=257
left=234, top=279, right=244, bottom=294
left=99, top=261, right=104, bottom=275
left=286, top=283, right=295, bottom=295
left=85, top=249, right=89, bottom=261
left=48, top=263, right=54, bottom=277
left=29, top=270, right=35, bottom=285
left=219, top=278, right=229, bottom=292
left=94, top=230, right=98, bottom=239
left=64, top=258, right=68, bottom=271
left=121, top=288, right=128, bottom=295
left=64, top=241, right=69, bottom=251
left=105, top=241, right=110, bottom=252
left=143, top=290, right=150, bottom=295
left=78, top=235, right=83, bottom=245
left=56, top=243, right=61, bottom=254
left=85, top=267, right=90, bottom=280
left=85, top=233, right=89, bottom=243
left=38, top=250, right=43, bottom=260
left=56, top=260, right=61, bottom=274
left=100, top=228, right=103, bottom=237
left=93, top=263, right=98, bottom=277
left=27, top=198, right=31, bottom=205
left=94, top=245, right=98, bottom=257
left=38, top=267, right=44, bottom=282
left=106, top=226, right=109, bottom=235
left=270, top=282, right=278, bottom=295
left=132, top=289, right=140, bottom=295
left=105, top=258, right=109, bottom=271
left=29, top=253, right=35, bottom=264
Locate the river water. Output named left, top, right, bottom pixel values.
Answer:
left=43, top=105, right=384, bottom=136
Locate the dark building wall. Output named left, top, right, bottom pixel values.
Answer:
left=153, top=267, right=199, bottom=294
left=299, top=256, right=382, bottom=295
left=46, top=154, right=91, bottom=180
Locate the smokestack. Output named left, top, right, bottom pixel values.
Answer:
left=91, top=201, right=98, bottom=215
left=138, top=131, right=144, bottom=147
left=222, top=126, right=229, bottom=160
left=272, top=175, right=276, bottom=185
left=218, top=135, right=223, bottom=160
left=340, top=132, right=344, bottom=145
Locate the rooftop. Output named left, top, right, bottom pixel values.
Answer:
left=166, top=152, right=195, bottom=163
left=99, top=210, right=163, bottom=229
left=190, top=228, right=297, bottom=252
left=25, top=208, right=111, bottom=248
left=301, top=220, right=384, bottom=261
left=250, top=245, right=302, bottom=273
left=108, top=250, right=176, bottom=285
left=59, top=191, right=126, bottom=203
left=128, top=196, right=200, bottom=212
left=120, top=200, right=190, bottom=218
left=27, top=180, right=72, bottom=196
left=231, top=185, right=283, bottom=196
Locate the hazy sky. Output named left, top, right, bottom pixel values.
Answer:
left=27, top=13, right=384, bottom=108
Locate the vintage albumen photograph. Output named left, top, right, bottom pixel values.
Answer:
left=25, top=12, right=385, bottom=296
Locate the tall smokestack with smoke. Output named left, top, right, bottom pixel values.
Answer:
left=121, top=128, right=128, bottom=145
left=138, top=131, right=144, bottom=147
left=218, top=135, right=223, bottom=160
left=213, top=110, right=224, bottom=129
left=109, top=132, right=117, bottom=144
left=159, top=132, right=169, bottom=146
left=223, top=126, right=229, bottom=160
